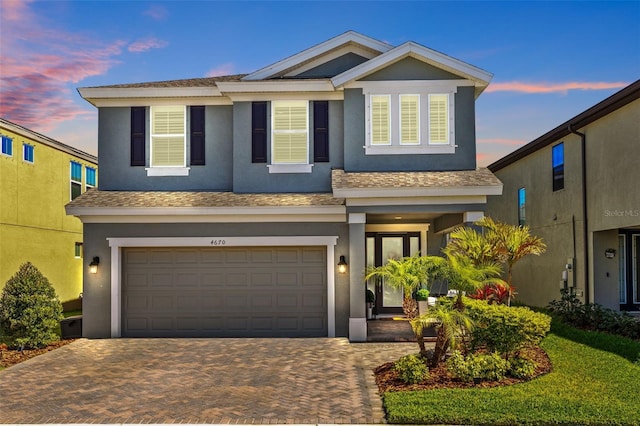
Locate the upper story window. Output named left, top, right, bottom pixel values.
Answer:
left=363, top=85, right=456, bottom=155
left=1, top=135, right=12, bottom=156
left=86, top=166, right=96, bottom=188
left=552, top=143, right=564, bottom=191
left=268, top=100, right=313, bottom=174
left=70, top=161, right=83, bottom=200
left=518, top=187, right=526, bottom=226
left=23, top=144, right=34, bottom=163
left=147, top=105, right=188, bottom=176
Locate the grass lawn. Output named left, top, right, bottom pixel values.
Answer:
left=383, top=321, right=640, bottom=425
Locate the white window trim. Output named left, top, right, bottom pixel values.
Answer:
left=369, top=94, right=391, bottom=146
left=149, top=105, right=187, bottom=171
left=1, top=136, right=13, bottom=157
left=86, top=167, right=96, bottom=189
left=270, top=100, right=310, bottom=167
left=70, top=161, right=83, bottom=200
left=22, top=143, right=34, bottom=163
left=363, top=83, right=457, bottom=155
left=106, top=236, right=339, bottom=338
left=427, top=93, right=454, bottom=146
left=399, top=94, right=420, bottom=145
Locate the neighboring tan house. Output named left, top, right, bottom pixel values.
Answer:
left=68, top=31, right=502, bottom=340
left=486, top=80, right=640, bottom=311
left=0, top=118, right=98, bottom=306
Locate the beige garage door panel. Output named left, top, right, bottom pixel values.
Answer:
left=122, top=246, right=327, bottom=337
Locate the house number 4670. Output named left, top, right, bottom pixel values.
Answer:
left=210, top=239, right=226, bottom=246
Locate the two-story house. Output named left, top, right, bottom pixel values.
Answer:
left=68, top=31, right=502, bottom=340
left=486, top=81, right=640, bottom=312
left=1, top=118, right=98, bottom=307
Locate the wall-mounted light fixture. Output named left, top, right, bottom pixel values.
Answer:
left=337, top=255, right=348, bottom=274
left=89, top=256, right=100, bottom=274
left=604, top=248, right=616, bottom=259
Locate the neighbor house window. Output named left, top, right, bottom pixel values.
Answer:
left=1, top=135, right=12, bottom=156
left=518, top=187, right=526, bottom=226
left=271, top=100, right=308, bottom=164
left=552, top=142, right=564, bottom=191
left=74, top=242, right=83, bottom=259
left=23, top=144, right=34, bottom=163
left=70, top=161, right=82, bottom=200
left=86, top=166, right=96, bottom=188
left=364, top=88, right=455, bottom=154
left=150, top=105, right=186, bottom=168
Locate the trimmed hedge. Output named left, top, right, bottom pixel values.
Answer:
left=466, top=298, right=551, bottom=358
left=394, top=354, right=429, bottom=384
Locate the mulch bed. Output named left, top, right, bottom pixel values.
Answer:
left=375, top=345, right=552, bottom=392
left=0, top=339, right=76, bottom=369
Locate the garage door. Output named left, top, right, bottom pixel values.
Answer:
left=122, top=246, right=327, bottom=337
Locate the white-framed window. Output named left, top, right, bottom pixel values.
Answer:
left=86, top=166, right=96, bottom=188
left=147, top=105, right=188, bottom=176
left=23, top=143, right=34, bottom=163
left=268, top=100, right=313, bottom=174
left=1, top=135, right=12, bottom=156
left=74, top=242, right=83, bottom=259
left=363, top=85, right=456, bottom=155
left=70, top=161, right=82, bottom=200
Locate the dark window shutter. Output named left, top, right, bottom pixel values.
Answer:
left=313, top=101, right=329, bottom=162
left=252, top=101, right=267, bottom=163
left=130, top=107, right=146, bottom=166
left=190, top=106, right=206, bottom=165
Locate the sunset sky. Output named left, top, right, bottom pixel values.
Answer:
left=1, top=0, right=638, bottom=166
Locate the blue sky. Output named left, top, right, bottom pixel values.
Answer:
left=1, top=0, right=638, bottom=165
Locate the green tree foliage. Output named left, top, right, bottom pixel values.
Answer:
left=0, top=262, right=63, bottom=349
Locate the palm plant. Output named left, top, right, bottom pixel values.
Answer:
left=411, top=302, right=474, bottom=366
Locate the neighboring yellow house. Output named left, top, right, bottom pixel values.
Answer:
left=0, top=118, right=97, bottom=305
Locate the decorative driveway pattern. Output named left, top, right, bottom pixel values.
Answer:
left=0, top=338, right=417, bottom=424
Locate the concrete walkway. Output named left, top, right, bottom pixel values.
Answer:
left=0, top=338, right=418, bottom=424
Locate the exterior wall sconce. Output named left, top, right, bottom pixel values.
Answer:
left=604, top=248, right=616, bottom=259
left=89, top=256, right=100, bottom=274
left=337, top=255, right=348, bottom=274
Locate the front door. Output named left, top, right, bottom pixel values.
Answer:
left=366, top=232, right=421, bottom=315
left=619, top=232, right=640, bottom=311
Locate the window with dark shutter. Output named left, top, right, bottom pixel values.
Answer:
left=252, top=101, right=267, bottom=163
left=190, top=106, right=205, bottom=165
left=131, top=107, right=146, bottom=166
left=313, top=101, right=329, bottom=162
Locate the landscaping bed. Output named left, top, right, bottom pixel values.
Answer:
left=0, top=339, right=76, bottom=369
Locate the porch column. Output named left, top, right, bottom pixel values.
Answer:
left=348, top=213, right=367, bottom=341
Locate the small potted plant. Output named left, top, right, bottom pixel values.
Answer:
left=416, top=288, right=430, bottom=314
left=366, top=289, right=376, bottom=319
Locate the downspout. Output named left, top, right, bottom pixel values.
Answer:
left=568, top=124, right=589, bottom=303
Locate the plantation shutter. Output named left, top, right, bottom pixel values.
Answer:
left=429, top=94, right=449, bottom=144
left=313, top=101, right=329, bottom=162
left=371, top=95, right=390, bottom=145
left=190, top=106, right=205, bottom=165
left=400, top=95, right=419, bottom=144
left=252, top=101, right=267, bottom=163
left=272, top=100, right=308, bottom=164
left=130, top=107, right=146, bottom=166
left=151, top=105, right=185, bottom=167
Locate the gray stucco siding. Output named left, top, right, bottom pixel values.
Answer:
left=232, top=100, right=344, bottom=193
left=97, top=106, right=233, bottom=191
left=82, top=221, right=350, bottom=339
left=362, top=57, right=462, bottom=81
left=297, top=53, right=369, bottom=78
left=343, top=86, right=476, bottom=172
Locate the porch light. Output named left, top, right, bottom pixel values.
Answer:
left=337, top=255, right=348, bottom=274
left=89, top=256, right=100, bottom=274
left=604, top=248, right=616, bottom=259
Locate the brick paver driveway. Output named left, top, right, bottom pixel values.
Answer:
left=0, top=338, right=416, bottom=424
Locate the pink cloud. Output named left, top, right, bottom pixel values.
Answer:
left=477, top=138, right=526, bottom=147
left=143, top=5, right=169, bottom=21
left=128, top=37, right=168, bottom=53
left=476, top=152, right=506, bottom=168
left=486, top=81, right=629, bottom=94
left=206, top=63, right=235, bottom=77
left=0, top=2, right=125, bottom=132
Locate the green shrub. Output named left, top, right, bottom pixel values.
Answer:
left=0, top=262, right=63, bottom=349
left=393, top=354, right=429, bottom=384
left=466, top=298, right=551, bottom=358
left=508, top=355, right=537, bottom=379
left=548, top=289, right=640, bottom=339
left=416, top=288, right=430, bottom=301
left=446, top=350, right=510, bottom=382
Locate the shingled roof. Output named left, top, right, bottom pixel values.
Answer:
left=84, top=74, right=248, bottom=89
left=66, top=190, right=344, bottom=209
left=331, top=168, right=502, bottom=190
